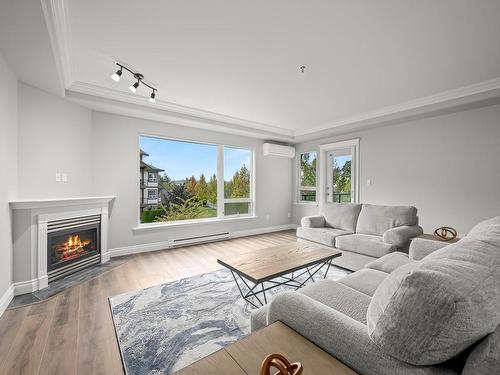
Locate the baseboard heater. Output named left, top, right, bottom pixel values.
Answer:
left=169, top=232, right=231, bottom=247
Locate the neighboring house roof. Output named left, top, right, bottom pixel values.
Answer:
left=140, top=149, right=149, bottom=156
left=140, top=161, right=164, bottom=172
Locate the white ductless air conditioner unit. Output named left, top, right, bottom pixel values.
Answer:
left=263, top=143, right=295, bottom=158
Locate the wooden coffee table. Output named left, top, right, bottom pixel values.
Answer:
left=217, top=242, right=341, bottom=307
left=173, top=321, right=358, bottom=375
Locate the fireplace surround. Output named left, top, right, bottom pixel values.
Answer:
left=46, top=214, right=101, bottom=282
left=9, top=196, right=116, bottom=295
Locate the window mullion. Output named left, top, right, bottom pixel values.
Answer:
left=217, top=145, right=224, bottom=217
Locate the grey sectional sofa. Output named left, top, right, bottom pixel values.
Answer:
left=251, top=216, right=500, bottom=375
left=297, top=203, right=423, bottom=270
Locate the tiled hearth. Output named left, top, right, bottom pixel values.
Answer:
left=9, top=196, right=116, bottom=295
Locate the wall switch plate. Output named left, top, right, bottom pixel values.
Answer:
left=287, top=212, right=291, bottom=218
left=62, top=173, right=68, bottom=182
left=266, top=214, right=270, bottom=220
left=55, top=173, right=61, bottom=182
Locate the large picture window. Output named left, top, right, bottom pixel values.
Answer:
left=298, top=151, right=317, bottom=202
left=139, top=135, right=253, bottom=224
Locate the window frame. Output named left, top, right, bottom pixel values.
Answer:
left=137, top=133, right=255, bottom=227
left=318, top=138, right=360, bottom=206
left=297, top=151, right=318, bottom=204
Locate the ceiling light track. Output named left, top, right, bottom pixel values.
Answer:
left=111, top=63, right=158, bottom=103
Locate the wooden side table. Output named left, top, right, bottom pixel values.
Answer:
left=415, top=234, right=460, bottom=243
left=174, top=321, right=358, bottom=375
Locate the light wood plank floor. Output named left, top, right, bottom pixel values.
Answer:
left=0, top=230, right=296, bottom=375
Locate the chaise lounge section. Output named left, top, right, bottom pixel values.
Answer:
left=297, top=203, right=423, bottom=270
left=252, top=216, right=500, bottom=375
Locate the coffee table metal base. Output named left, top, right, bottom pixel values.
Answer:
left=229, top=258, right=333, bottom=308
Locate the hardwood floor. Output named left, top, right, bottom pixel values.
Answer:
left=0, top=230, right=296, bottom=375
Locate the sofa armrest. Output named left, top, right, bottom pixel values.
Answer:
left=300, top=215, right=325, bottom=228
left=267, top=292, right=454, bottom=375
left=383, top=225, right=423, bottom=247
left=409, top=238, right=449, bottom=260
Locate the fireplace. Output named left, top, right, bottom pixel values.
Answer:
left=46, top=214, right=101, bottom=282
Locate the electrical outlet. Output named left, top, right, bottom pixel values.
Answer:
left=55, top=173, right=61, bottom=182
left=367, top=179, right=372, bottom=186
left=287, top=212, right=291, bottom=218
left=266, top=214, right=270, bottom=220
left=62, top=173, right=68, bottom=182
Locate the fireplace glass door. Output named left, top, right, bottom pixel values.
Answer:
left=47, top=224, right=100, bottom=272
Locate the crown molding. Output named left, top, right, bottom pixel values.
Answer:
left=66, top=83, right=295, bottom=141
left=69, top=81, right=293, bottom=138
left=41, top=0, right=74, bottom=95
left=295, top=76, right=500, bottom=139
left=41, top=0, right=500, bottom=143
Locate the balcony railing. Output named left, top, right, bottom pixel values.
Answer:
left=332, top=192, right=351, bottom=203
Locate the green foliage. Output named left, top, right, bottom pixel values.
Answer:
left=300, top=153, right=316, bottom=186
left=155, top=197, right=208, bottom=221
left=185, top=175, right=197, bottom=195
left=141, top=208, right=166, bottom=223
left=147, top=165, right=250, bottom=222
left=225, top=164, right=250, bottom=198
left=232, top=165, right=250, bottom=198
left=207, top=174, right=217, bottom=205
left=194, top=173, right=208, bottom=203
left=333, top=160, right=351, bottom=193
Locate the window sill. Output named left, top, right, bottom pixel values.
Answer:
left=293, top=202, right=319, bottom=206
left=132, top=215, right=258, bottom=232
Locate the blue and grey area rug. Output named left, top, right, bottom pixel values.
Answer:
left=109, top=266, right=349, bottom=375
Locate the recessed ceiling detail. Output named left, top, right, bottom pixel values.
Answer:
left=8, top=0, right=500, bottom=141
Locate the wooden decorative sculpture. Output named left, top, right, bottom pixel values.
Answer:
left=259, top=353, right=303, bottom=375
left=434, top=226, right=458, bottom=241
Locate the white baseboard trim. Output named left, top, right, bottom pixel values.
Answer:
left=0, top=284, right=14, bottom=317
left=108, top=240, right=172, bottom=258
left=107, top=224, right=298, bottom=258
left=231, top=224, right=298, bottom=238
left=13, top=278, right=39, bottom=296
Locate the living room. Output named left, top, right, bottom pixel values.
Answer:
left=0, top=1, right=499, bottom=374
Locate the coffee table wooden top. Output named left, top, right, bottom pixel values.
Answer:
left=217, top=242, right=341, bottom=283
left=174, top=321, right=358, bottom=375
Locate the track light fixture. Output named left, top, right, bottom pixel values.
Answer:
left=111, top=67, right=122, bottom=82
left=129, top=79, right=140, bottom=93
left=110, top=63, right=158, bottom=103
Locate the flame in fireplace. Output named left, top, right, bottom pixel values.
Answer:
left=57, top=234, right=91, bottom=260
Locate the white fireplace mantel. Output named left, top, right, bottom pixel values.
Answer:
left=9, top=196, right=116, bottom=295
left=9, top=196, right=117, bottom=210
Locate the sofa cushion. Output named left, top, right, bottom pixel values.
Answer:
left=462, top=324, right=500, bottom=375
left=330, top=250, right=376, bottom=271
left=299, top=279, right=371, bottom=324
left=365, top=252, right=412, bottom=274
left=367, top=238, right=500, bottom=365
left=320, top=203, right=362, bottom=232
left=335, top=234, right=396, bottom=258
left=338, top=268, right=388, bottom=296
left=296, top=227, right=351, bottom=247
left=466, top=216, right=500, bottom=248
left=467, top=216, right=500, bottom=236
left=356, top=204, right=418, bottom=236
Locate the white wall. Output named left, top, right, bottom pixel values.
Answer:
left=17, top=83, right=93, bottom=198
left=293, top=104, right=500, bottom=234
left=0, top=52, right=17, bottom=304
left=91, top=112, right=293, bottom=250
